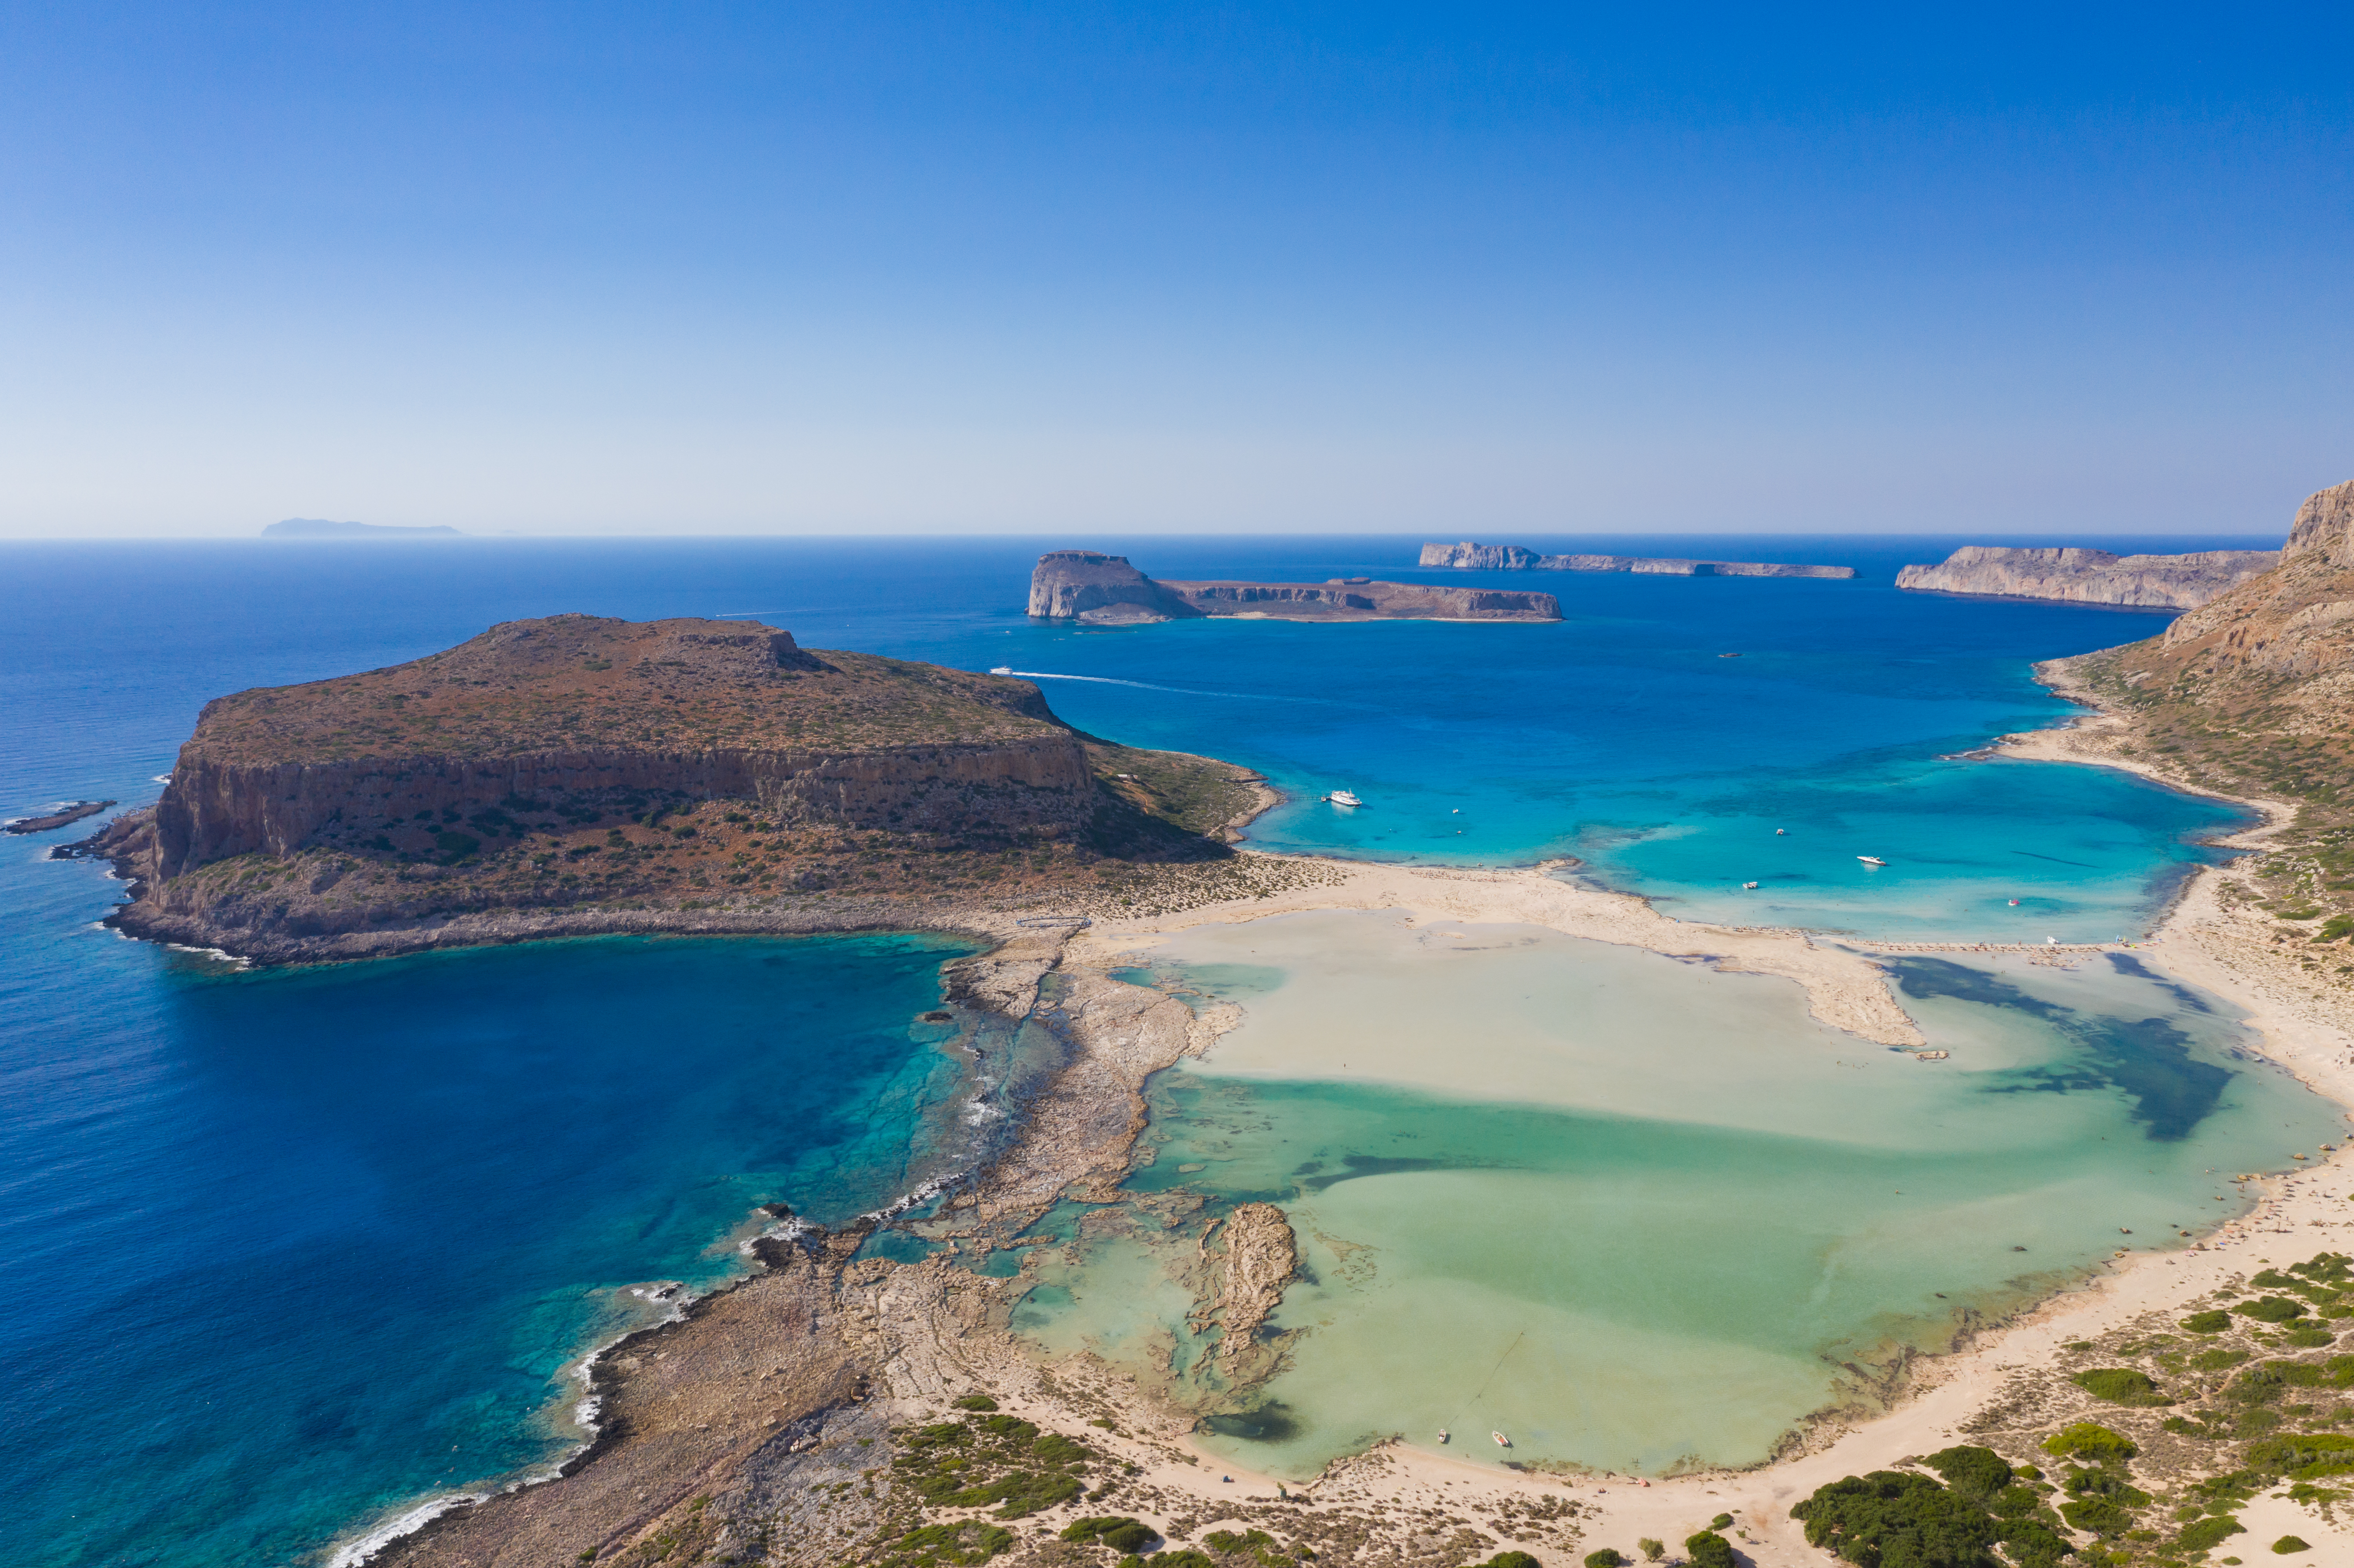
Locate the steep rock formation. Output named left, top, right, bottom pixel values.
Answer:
left=2057, top=478, right=2354, bottom=923
left=1026, top=551, right=1204, bottom=623
left=142, top=615, right=1092, bottom=881
left=1896, top=545, right=2279, bottom=609
left=1028, top=553, right=1559, bottom=622
left=1421, top=541, right=1855, bottom=578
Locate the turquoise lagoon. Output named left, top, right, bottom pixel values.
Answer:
left=1008, top=911, right=2345, bottom=1477
left=0, top=535, right=2301, bottom=1558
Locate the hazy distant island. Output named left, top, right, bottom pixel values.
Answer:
left=1422, top=540, right=1856, bottom=578
left=261, top=518, right=465, bottom=538
left=66, top=613, right=1293, bottom=964
left=1897, top=544, right=2279, bottom=608
left=1029, top=549, right=1560, bottom=623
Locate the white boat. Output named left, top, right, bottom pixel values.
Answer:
left=1323, top=790, right=1363, bottom=808
left=1742, top=881, right=1759, bottom=889
left=1856, top=856, right=1887, bottom=866
left=1491, top=1431, right=1511, bottom=1448
left=1437, top=1428, right=1450, bottom=1444
left=988, top=665, right=1014, bottom=675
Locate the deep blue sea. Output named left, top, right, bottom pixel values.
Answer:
left=0, top=532, right=2279, bottom=1564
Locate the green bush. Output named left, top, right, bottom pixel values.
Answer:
left=2044, top=1422, right=2138, bottom=1461
left=1922, top=1446, right=2014, bottom=1500
left=1790, top=1472, right=1998, bottom=1565
left=1683, top=1533, right=1733, bottom=1568
left=2235, top=1297, right=2309, bottom=1323
left=952, top=1394, right=1000, bottom=1412
left=1637, top=1541, right=1664, bottom=1562
left=2073, top=1367, right=2169, bottom=1405
left=1466, top=1555, right=1537, bottom=1568
left=1143, top=1553, right=1218, bottom=1568
left=2317, top=916, right=2353, bottom=942
left=1709, top=1512, right=1734, bottom=1529
left=2184, top=1311, right=2235, bottom=1334
left=1063, top=1518, right=1157, bottom=1552
left=2244, top=1431, right=2354, bottom=1480
left=1582, top=1551, right=1626, bottom=1568
left=1204, top=1529, right=1274, bottom=1553
left=887, top=1522, right=1018, bottom=1567
left=2061, top=1497, right=2134, bottom=1535
left=2282, top=1327, right=2337, bottom=1348
left=2177, top=1516, right=2245, bottom=1552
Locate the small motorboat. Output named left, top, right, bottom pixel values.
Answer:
left=1775, top=828, right=1786, bottom=835
left=988, top=665, right=1014, bottom=675
left=1323, top=790, right=1363, bottom=808
left=1856, top=856, right=1887, bottom=867
left=1492, top=1431, right=1512, bottom=1448
left=1742, top=881, right=1759, bottom=890
left=2008, top=899, right=2020, bottom=906
left=1437, top=1429, right=1450, bottom=1445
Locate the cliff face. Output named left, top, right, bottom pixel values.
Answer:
left=1895, top=545, right=2279, bottom=609
left=144, top=615, right=1091, bottom=879
left=1028, top=553, right=1559, bottom=622
left=71, top=614, right=1273, bottom=963
left=1420, top=542, right=1855, bottom=578
left=2059, top=478, right=2354, bottom=926
left=1027, top=552, right=1203, bottom=623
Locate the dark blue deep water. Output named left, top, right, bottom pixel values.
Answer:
left=0, top=532, right=2273, bottom=1564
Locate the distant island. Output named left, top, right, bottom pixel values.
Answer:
left=261, top=518, right=465, bottom=538
left=1895, top=544, right=2278, bottom=608
left=64, top=614, right=1273, bottom=963
left=1421, top=541, right=1855, bottom=578
left=1028, top=550, right=1560, bottom=624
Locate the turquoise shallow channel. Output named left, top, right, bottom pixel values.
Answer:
left=1007, top=910, right=2345, bottom=1478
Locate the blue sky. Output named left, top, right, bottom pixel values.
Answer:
left=3, top=3, right=2350, bottom=536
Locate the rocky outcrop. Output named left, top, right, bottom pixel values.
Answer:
left=1210, top=1202, right=1296, bottom=1367
left=5, top=799, right=114, bottom=834
left=1026, top=552, right=1204, bottom=623
left=1158, top=579, right=1557, bottom=620
left=1029, top=553, right=1559, bottom=622
left=1895, top=545, right=2279, bottom=609
left=139, top=616, right=1094, bottom=882
left=1421, top=542, right=1855, bottom=578
left=2153, top=481, right=2354, bottom=675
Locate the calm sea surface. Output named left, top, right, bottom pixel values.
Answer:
left=0, top=533, right=2297, bottom=1562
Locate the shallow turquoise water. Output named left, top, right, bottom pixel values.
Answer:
left=1009, top=913, right=2344, bottom=1477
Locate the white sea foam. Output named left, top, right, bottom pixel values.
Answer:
left=326, top=1491, right=490, bottom=1568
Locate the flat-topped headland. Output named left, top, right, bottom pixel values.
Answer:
left=1421, top=540, right=1856, bottom=578
left=65, top=613, right=1288, bottom=963
left=1897, top=543, right=2279, bottom=608
left=1028, top=550, right=1560, bottom=624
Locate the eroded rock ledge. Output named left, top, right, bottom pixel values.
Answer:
left=1895, top=545, right=2279, bottom=609
left=1028, top=551, right=1560, bottom=624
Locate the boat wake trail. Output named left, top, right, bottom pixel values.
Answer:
left=991, top=669, right=1339, bottom=705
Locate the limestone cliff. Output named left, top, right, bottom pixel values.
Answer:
left=1896, top=545, right=2278, bottom=609
left=1029, top=552, right=1559, bottom=622
left=2058, top=478, right=2354, bottom=925
left=69, top=614, right=1269, bottom=962
left=1420, top=541, right=1855, bottom=578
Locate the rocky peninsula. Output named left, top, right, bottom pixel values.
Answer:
left=1420, top=541, right=1855, bottom=578
left=63, top=613, right=1293, bottom=964
left=1028, top=551, right=1559, bottom=624
left=1895, top=544, right=2278, bottom=608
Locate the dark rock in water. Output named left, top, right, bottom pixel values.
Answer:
left=1028, top=552, right=1560, bottom=623
left=6, top=799, right=114, bottom=835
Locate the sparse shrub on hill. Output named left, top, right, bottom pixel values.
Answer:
left=2071, top=1367, right=2170, bottom=1405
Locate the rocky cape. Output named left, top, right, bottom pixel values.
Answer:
left=1027, top=551, right=1559, bottom=624
left=1896, top=544, right=2279, bottom=608
left=63, top=614, right=1277, bottom=963
left=1420, top=541, right=1855, bottom=578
